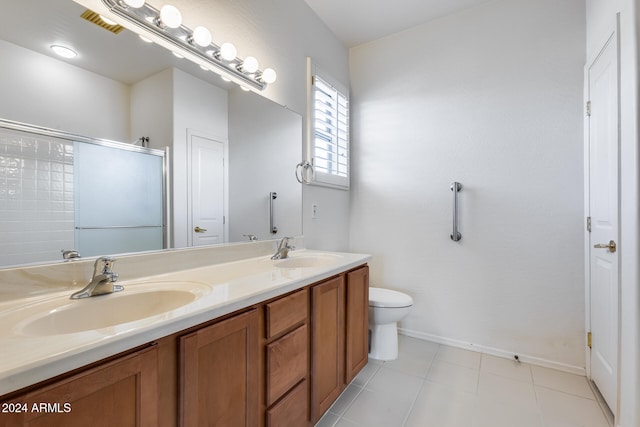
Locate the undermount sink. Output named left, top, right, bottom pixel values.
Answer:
left=274, top=253, right=343, bottom=269
left=16, top=281, right=210, bottom=336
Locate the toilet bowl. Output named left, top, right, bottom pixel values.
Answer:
left=368, top=287, right=413, bottom=361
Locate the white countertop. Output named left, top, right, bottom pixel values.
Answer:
left=0, top=249, right=370, bottom=396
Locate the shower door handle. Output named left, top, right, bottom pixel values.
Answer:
left=594, top=240, right=616, bottom=253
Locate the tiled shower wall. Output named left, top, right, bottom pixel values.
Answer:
left=0, top=129, right=74, bottom=266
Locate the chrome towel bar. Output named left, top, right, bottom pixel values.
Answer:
left=450, top=182, right=462, bottom=242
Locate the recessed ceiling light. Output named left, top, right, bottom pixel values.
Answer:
left=50, top=45, right=77, bottom=59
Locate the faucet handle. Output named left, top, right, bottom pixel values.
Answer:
left=93, top=256, right=116, bottom=276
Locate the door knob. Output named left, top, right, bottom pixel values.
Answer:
left=594, top=240, right=616, bottom=253
left=194, top=226, right=207, bottom=233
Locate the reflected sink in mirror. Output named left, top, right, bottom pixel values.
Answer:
left=15, top=281, right=210, bottom=336
left=274, top=253, right=344, bottom=269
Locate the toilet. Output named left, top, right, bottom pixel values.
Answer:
left=368, top=287, right=413, bottom=361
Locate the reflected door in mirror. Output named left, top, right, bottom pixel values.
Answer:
left=189, top=132, right=226, bottom=246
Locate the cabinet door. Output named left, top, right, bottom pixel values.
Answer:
left=1, top=345, right=158, bottom=427
left=310, top=275, right=345, bottom=423
left=345, top=266, right=369, bottom=384
left=180, top=309, right=259, bottom=427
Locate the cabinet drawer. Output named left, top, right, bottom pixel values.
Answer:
left=266, top=379, right=308, bottom=427
left=265, top=289, right=307, bottom=339
left=266, top=324, right=308, bottom=406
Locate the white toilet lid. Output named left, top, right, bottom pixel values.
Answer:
left=369, top=287, right=413, bottom=308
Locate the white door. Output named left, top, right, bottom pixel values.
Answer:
left=188, top=133, right=226, bottom=246
left=586, top=33, right=619, bottom=411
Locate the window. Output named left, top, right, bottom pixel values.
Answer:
left=309, top=70, right=350, bottom=189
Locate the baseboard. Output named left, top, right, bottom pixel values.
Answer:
left=398, top=327, right=586, bottom=377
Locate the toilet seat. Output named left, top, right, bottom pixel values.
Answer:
left=369, top=287, right=413, bottom=308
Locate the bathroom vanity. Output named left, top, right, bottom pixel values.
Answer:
left=0, top=247, right=370, bottom=426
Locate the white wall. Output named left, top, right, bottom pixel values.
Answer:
left=586, top=1, right=639, bottom=425
left=349, top=0, right=586, bottom=368
left=155, top=0, right=351, bottom=251
left=0, top=40, right=130, bottom=142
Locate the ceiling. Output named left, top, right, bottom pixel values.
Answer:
left=303, top=0, right=495, bottom=47
left=0, top=0, right=232, bottom=88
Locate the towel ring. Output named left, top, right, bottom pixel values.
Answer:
left=295, top=160, right=314, bottom=184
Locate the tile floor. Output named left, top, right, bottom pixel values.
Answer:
left=315, top=335, right=612, bottom=427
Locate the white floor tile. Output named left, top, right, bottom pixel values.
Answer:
left=398, top=334, right=440, bottom=356
left=404, top=381, right=475, bottom=427
left=334, top=418, right=361, bottom=427
left=383, top=347, right=434, bottom=378
left=364, top=366, right=423, bottom=401
left=480, top=353, right=533, bottom=383
left=342, top=388, right=416, bottom=427
left=351, top=361, right=381, bottom=388
left=473, top=398, right=543, bottom=427
left=531, top=366, right=595, bottom=399
left=315, top=411, right=339, bottom=427
left=319, top=340, right=611, bottom=427
left=426, top=359, right=480, bottom=393
left=536, top=386, right=610, bottom=427
left=436, top=345, right=482, bottom=370
left=328, top=384, right=363, bottom=416
left=477, top=371, right=537, bottom=410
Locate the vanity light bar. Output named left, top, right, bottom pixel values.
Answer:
left=100, top=0, right=275, bottom=90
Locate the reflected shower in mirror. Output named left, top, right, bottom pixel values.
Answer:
left=0, top=0, right=302, bottom=268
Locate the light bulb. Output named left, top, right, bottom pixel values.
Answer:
left=159, top=5, right=182, bottom=28
left=123, top=0, right=145, bottom=7
left=50, top=45, right=77, bottom=59
left=192, top=26, right=212, bottom=47
left=172, top=51, right=184, bottom=59
left=139, top=35, right=153, bottom=43
left=220, top=75, right=232, bottom=82
left=240, top=86, right=250, bottom=91
left=260, top=68, right=277, bottom=84
left=241, top=56, right=259, bottom=73
left=219, top=43, right=237, bottom=61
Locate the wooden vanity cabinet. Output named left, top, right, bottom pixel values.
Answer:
left=179, top=309, right=259, bottom=427
left=261, top=288, right=309, bottom=427
left=345, top=266, right=369, bottom=384
left=1, top=263, right=369, bottom=427
left=0, top=344, right=159, bottom=427
left=310, top=275, right=345, bottom=422
left=310, top=265, right=370, bottom=424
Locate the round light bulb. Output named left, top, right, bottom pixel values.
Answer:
left=219, top=43, right=237, bottom=61
left=124, top=0, right=145, bottom=7
left=241, top=56, right=259, bottom=73
left=139, top=35, right=153, bottom=43
left=192, top=26, right=212, bottom=47
left=240, top=86, right=250, bottom=92
left=160, top=5, right=182, bottom=28
left=261, top=68, right=277, bottom=84
left=50, top=45, right=77, bottom=59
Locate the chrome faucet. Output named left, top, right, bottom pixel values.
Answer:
left=271, top=237, right=294, bottom=260
left=70, top=256, right=123, bottom=299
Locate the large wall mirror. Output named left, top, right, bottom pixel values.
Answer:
left=0, top=0, right=302, bottom=268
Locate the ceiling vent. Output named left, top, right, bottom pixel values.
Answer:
left=80, top=9, right=124, bottom=34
